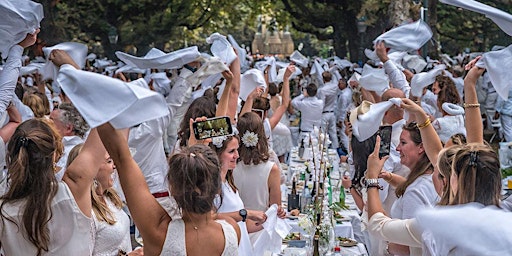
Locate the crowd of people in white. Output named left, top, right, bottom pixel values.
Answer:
left=1, top=0, right=512, bottom=255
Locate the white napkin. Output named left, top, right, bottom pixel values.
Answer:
left=20, top=63, right=43, bottom=76
left=148, top=72, right=172, bottom=97
left=410, top=64, right=446, bottom=97
left=253, top=204, right=292, bottom=255
left=186, top=57, right=229, bottom=89
left=359, top=64, right=390, bottom=96
left=115, top=63, right=146, bottom=74
left=309, top=59, right=325, bottom=87
left=417, top=204, right=512, bottom=256
left=276, top=65, right=302, bottom=84
left=57, top=65, right=169, bottom=129
left=93, top=59, right=113, bottom=69
left=290, top=50, right=309, bottom=67
left=115, top=46, right=201, bottom=70
left=441, top=103, right=464, bottom=115
left=373, top=20, right=433, bottom=52
left=403, top=54, right=428, bottom=73
left=475, top=44, right=512, bottom=100
left=440, top=0, right=512, bottom=36
left=41, top=42, right=88, bottom=81
left=332, top=56, right=353, bottom=69
left=239, top=69, right=266, bottom=101
left=207, top=32, right=237, bottom=65
left=227, top=34, right=249, bottom=72
left=352, top=98, right=402, bottom=142
left=0, top=0, right=43, bottom=59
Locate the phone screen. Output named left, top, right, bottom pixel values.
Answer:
left=193, top=116, right=233, bottom=140
left=378, top=125, right=392, bottom=158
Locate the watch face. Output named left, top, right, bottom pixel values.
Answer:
left=240, top=209, right=247, bottom=216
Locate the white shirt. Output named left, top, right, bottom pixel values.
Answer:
left=0, top=45, right=23, bottom=115
left=291, top=94, right=324, bottom=132
left=92, top=198, right=132, bottom=256
left=316, top=80, right=338, bottom=112
left=336, top=87, right=352, bottom=123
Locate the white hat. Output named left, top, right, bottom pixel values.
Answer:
left=0, top=0, right=43, bottom=59
left=206, top=32, right=237, bottom=65
left=440, top=0, right=512, bottom=36
left=359, top=64, right=389, bottom=96
left=227, top=34, right=249, bottom=72
left=350, top=98, right=402, bottom=142
left=410, top=64, right=446, bottom=97
left=239, top=69, right=266, bottom=101
left=403, top=54, right=427, bottom=73
left=186, top=57, right=229, bottom=89
left=41, top=42, right=88, bottom=81
left=148, top=72, right=172, bottom=97
left=373, top=20, right=433, bottom=52
left=57, top=65, right=169, bottom=129
left=476, top=44, right=512, bottom=100
left=115, top=46, right=201, bottom=70
left=290, top=50, right=309, bottom=68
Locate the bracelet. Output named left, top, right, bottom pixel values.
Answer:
left=416, top=118, right=431, bottom=129
left=384, top=172, right=393, bottom=182
left=366, top=183, right=383, bottom=190
left=463, top=103, right=480, bottom=108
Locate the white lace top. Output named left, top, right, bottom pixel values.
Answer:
left=159, top=218, right=238, bottom=256
left=92, top=197, right=132, bottom=256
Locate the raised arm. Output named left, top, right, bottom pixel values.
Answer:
left=463, top=57, right=485, bottom=144
left=377, top=41, right=411, bottom=98
left=97, top=122, right=169, bottom=254
left=239, top=87, right=263, bottom=116
left=0, top=103, right=22, bottom=143
left=62, top=128, right=105, bottom=216
left=268, top=65, right=295, bottom=129
left=227, top=52, right=241, bottom=123
left=215, top=71, right=234, bottom=117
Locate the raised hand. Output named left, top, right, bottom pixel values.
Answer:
left=18, top=29, right=40, bottom=48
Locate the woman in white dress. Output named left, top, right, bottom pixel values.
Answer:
left=0, top=118, right=105, bottom=255
left=66, top=144, right=138, bottom=256
left=97, top=121, right=240, bottom=256
left=233, top=112, right=286, bottom=243
left=212, top=134, right=268, bottom=256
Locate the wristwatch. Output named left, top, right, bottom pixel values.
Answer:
left=239, top=209, right=247, bottom=222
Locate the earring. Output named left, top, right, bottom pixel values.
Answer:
left=93, top=179, right=99, bottom=188
left=53, top=163, right=57, bottom=173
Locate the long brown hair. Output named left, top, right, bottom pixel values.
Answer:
left=178, top=96, right=216, bottom=148
left=437, top=146, right=462, bottom=205
left=395, top=122, right=433, bottom=197
left=2, top=119, right=62, bottom=255
left=211, top=135, right=240, bottom=192
left=237, top=112, right=269, bottom=165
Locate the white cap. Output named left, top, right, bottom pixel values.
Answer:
left=476, top=44, right=512, bottom=100
left=359, top=64, right=389, bottom=96
left=350, top=98, right=402, bottom=141
left=410, top=64, right=446, bottom=97
left=290, top=50, right=309, bottom=67
left=115, top=46, right=201, bottom=70
left=372, top=20, right=433, bottom=52
left=41, top=42, right=88, bottom=81
left=239, top=69, right=266, bottom=101
left=0, top=0, right=43, bottom=59
left=57, top=65, right=169, bottom=129
left=206, top=32, right=237, bottom=65
left=440, top=0, right=512, bottom=36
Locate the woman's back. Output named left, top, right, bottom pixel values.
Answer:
left=234, top=161, right=273, bottom=212
left=160, top=218, right=238, bottom=256
left=0, top=182, right=93, bottom=255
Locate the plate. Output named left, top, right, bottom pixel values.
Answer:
left=337, top=237, right=358, bottom=247
left=292, top=158, right=306, bottom=163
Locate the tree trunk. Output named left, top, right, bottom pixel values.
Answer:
left=428, top=0, right=439, bottom=59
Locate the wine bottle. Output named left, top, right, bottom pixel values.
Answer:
left=312, top=213, right=321, bottom=256
left=298, top=138, right=305, bottom=159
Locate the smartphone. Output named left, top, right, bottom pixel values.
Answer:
left=192, top=116, right=233, bottom=140
left=378, top=125, right=392, bottom=158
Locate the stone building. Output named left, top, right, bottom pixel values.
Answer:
left=252, top=15, right=294, bottom=56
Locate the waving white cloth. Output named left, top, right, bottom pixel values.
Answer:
left=351, top=98, right=403, bottom=142
left=417, top=204, right=512, bottom=256
left=256, top=57, right=278, bottom=84
left=148, top=72, right=172, bottom=97
left=332, top=56, right=353, bottom=70
left=115, top=63, right=146, bottom=74
left=228, top=34, right=249, bottom=72
left=475, top=44, right=512, bottom=100
left=366, top=20, right=432, bottom=60
left=41, top=42, right=88, bottom=81
left=115, top=47, right=201, bottom=70
left=57, top=65, right=169, bottom=129
left=290, top=50, right=309, bottom=67
left=186, top=57, right=229, bottom=89
left=239, top=69, right=266, bottom=101
left=0, top=0, right=43, bottom=59
left=440, top=0, right=512, bottom=36
left=207, top=32, right=237, bottom=65
left=403, top=54, right=428, bottom=73
left=253, top=204, right=292, bottom=256
left=410, top=64, right=446, bottom=97
left=20, top=63, right=44, bottom=76
left=276, top=65, right=302, bottom=84
left=359, top=64, right=389, bottom=96
left=309, top=59, right=325, bottom=87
